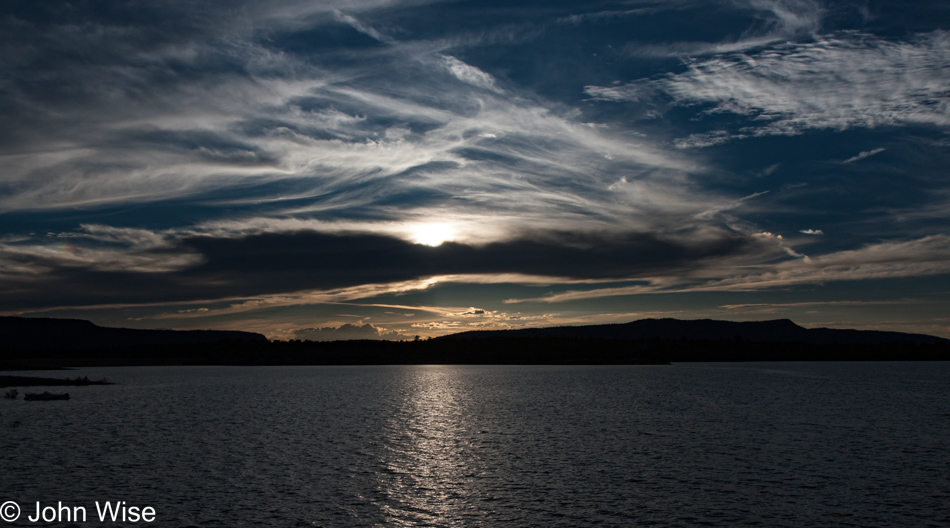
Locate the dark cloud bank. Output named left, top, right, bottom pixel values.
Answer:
left=2, top=230, right=751, bottom=311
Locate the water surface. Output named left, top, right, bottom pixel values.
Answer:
left=1, top=363, right=947, bottom=527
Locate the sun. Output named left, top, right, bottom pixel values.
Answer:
left=411, top=223, right=457, bottom=246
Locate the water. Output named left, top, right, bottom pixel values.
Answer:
left=1, top=363, right=948, bottom=527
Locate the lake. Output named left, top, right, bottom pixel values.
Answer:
left=1, top=363, right=948, bottom=527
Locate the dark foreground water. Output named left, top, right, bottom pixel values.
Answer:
left=1, top=363, right=948, bottom=527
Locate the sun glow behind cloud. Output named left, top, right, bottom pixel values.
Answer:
left=410, top=223, right=458, bottom=247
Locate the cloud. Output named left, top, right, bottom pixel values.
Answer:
left=292, top=323, right=404, bottom=341
left=843, top=147, right=886, bottom=164
left=506, top=234, right=950, bottom=303
left=799, top=229, right=823, bottom=235
left=0, top=2, right=703, bottom=245
left=168, top=227, right=753, bottom=295
left=2, top=1, right=949, bottom=339
left=332, top=11, right=391, bottom=44
left=94, top=231, right=946, bottom=323
left=720, top=299, right=924, bottom=311
left=440, top=55, right=500, bottom=92
left=0, top=225, right=769, bottom=314
left=0, top=224, right=200, bottom=278
left=19, top=217, right=928, bottom=319
left=569, top=0, right=823, bottom=61
left=587, top=31, right=950, bottom=145
left=747, top=0, right=822, bottom=36
left=616, top=0, right=822, bottom=59
left=0, top=1, right=739, bottom=329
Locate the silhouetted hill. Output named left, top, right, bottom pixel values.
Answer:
left=0, top=316, right=267, bottom=351
left=1, top=317, right=946, bottom=369
left=439, top=318, right=950, bottom=345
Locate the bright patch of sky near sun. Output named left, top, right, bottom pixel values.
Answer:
left=411, top=223, right=458, bottom=247
left=1, top=0, right=950, bottom=338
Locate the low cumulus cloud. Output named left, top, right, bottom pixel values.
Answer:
left=292, top=323, right=404, bottom=341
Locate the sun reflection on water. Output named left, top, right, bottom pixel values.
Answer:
left=376, top=366, right=481, bottom=526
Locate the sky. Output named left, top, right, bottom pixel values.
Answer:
left=2, top=0, right=950, bottom=340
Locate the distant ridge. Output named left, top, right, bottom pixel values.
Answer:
left=439, top=318, right=950, bottom=345
left=0, top=316, right=267, bottom=351
left=1, top=316, right=946, bottom=369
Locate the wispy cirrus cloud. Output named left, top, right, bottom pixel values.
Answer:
left=0, top=3, right=706, bottom=248
left=588, top=30, right=950, bottom=147
left=843, top=147, right=886, bottom=164
left=440, top=54, right=501, bottom=92
left=623, top=0, right=823, bottom=58
left=0, top=224, right=200, bottom=279
left=720, top=299, right=928, bottom=311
